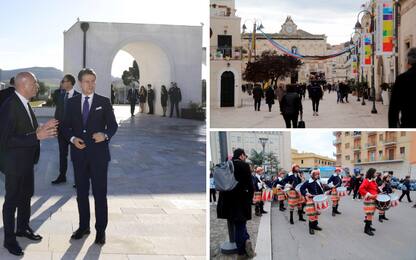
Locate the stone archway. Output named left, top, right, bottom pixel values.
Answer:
left=63, top=21, right=202, bottom=115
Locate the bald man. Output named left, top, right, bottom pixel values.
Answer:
left=0, top=72, right=58, bottom=256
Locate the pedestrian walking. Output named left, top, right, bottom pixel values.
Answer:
left=252, top=84, right=263, bottom=111
left=210, top=173, right=216, bottom=205
left=265, top=86, right=275, bottom=112
left=399, top=175, right=412, bottom=203
left=280, top=84, right=303, bottom=128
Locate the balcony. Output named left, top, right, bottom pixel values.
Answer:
left=383, top=137, right=397, bottom=146
left=211, top=46, right=244, bottom=61
left=333, top=151, right=342, bottom=156
left=365, top=143, right=377, bottom=149
left=352, top=131, right=361, bottom=138
left=352, top=145, right=361, bottom=151
left=367, top=131, right=377, bottom=136
left=333, top=139, right=342, bottom=145
left=353, top=154, right=405, bottom=165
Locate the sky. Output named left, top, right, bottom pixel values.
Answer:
left=236, top=0, right=366, bottom=45
left=0, top=0, right=208, bottom=77
left=291, top=131, right=336, bottom=159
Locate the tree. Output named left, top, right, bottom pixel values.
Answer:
left=249, top=149, right=264, bottom=167
left=121, top=60, right=140, bottom=86
left=243, top=50, right=303, bottom=86
left=265, top=152, right=280, bottom=174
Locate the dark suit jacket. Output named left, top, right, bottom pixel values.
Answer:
left=0, top=92, right=39, bottom=174
left=127, top=89, right=139, bottom=103
left=54, top=89, right=80, bottom=123
left=0, top=87, right=15, bottom=108
left=62, top=93, right=118, bottom=163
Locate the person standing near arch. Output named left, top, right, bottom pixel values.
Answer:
left=127, top=83, right=139, bottom=117
left=160, top=85, right=168, bottom=117
left=147, top=84, right=155, bottom=114
left=169, top=82, right=182, bottom=117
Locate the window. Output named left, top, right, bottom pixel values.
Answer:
left=400, top=147, right=405, bottom=155
left=379, top=151, right=383, bottom=159
left=345, top=143, right=350, bottom=149
left=301, top=159, right=304, bottom=164
left=369, top=151, right=375, bottom=161
left=346, top=155, right=350, bottom=160
left=218, top=35, right=232, bottom=57
left=345, top=132, right=350, bottom=136
left=387, top=148, right=395, bottom=160
left=291, top=46, right=298, bottom=54
left=401, top=132, right=406, bottom=137
left=379, top=134, right=383, bottom=141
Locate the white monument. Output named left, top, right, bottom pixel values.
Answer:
left=64, top=21, right=203, bottom=115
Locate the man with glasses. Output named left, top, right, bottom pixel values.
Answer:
left=51, top=74, right=80, bottom=185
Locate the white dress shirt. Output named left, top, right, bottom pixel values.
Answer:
left=15, top=90, right=34, bottom=128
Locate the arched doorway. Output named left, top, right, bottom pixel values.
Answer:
left=221, top=71, right=234, bottom=107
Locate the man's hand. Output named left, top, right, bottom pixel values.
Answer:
left=36, top=125, right=57, bottom=140
left=73, top=137, right=86, bottom=150
left=42, top=119, right=59, bottom=130
left=92, top=132, right=106, bottom=143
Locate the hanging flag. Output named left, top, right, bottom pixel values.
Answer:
left=352, top=55, right=358, bottom=76
left=361, top=33, right=372, bottom=67
left=376, top=0, right=394, bottom=55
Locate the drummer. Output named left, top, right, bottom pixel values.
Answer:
left=358, top=168, right=379, bottom=236
left=253, top=167, right=268, bottom=216
left=327, top=168, right=343, bottom=217
left=284, top=164, right=305, bottom=224
left=378, top=173, right=393, bottom=222
left=272, top=170, right=287, bottom=212
left=300, top=169, right=324, bottom=235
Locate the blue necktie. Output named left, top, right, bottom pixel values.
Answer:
left=64, top=92, right=69, bottom=112
left=82, top=96, right=90, bottom=126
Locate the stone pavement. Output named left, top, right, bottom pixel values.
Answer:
left=271, top=193, right=416, bottom=260
left=210, top=91, right=389, bottom=128
left=0, top=106, right=206, bottom=259
left=210, top=201, right=261, bottom=260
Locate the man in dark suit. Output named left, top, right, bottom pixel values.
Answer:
left=51, top=74, right=80, bottom=184
left=0, top=72, right=58, bottom=256
left=168, top=82, right=182, bottom=117
left=0, top=77, right=15, bottom=108
left=147, top=84, right=155, bottom=114
left=62, top=68, right=118, bottom=245
left=127, top=84, right=139, bottom=117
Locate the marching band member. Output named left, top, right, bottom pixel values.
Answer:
left=272, top=171, right=287, bottom=211
left=284, top=164, right=305, bottom=224
left=253, top=167, right=267, bottom=216
left=359, top=168, right=378, bottom=236
left=378, top=173, right=393, bottom=222
left=300, top=169, right=324, bottom=235
left=327, top=168, right=343, bottom=216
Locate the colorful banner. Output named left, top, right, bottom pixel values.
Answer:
left=376, top=0, right=394, bottom=55
left=361, top=33, right=372, bottom=67
left=352, top=55, right=358, bottom=76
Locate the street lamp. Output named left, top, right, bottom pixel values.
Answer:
left=242, top=19, right=263, bottom=62
left=350, top=31, right=366, bottom=105
left=259, top=137, right=269, bottom=154
left=355, top=6, right=377, bottom=114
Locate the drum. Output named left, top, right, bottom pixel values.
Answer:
left=313, top=195, right=329, bottom=210
left=253, top=191, right=261, bottom=203
left=389, top=193, right=399, bottom=207
left=375, top=194, right=391, bottom=211
left=336, top=187, right=347, bottom=197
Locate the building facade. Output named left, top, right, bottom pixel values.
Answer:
left=241, top=16, right=329, bottom=84
left=291, top=149, right=336, bottom=168
left=334, top=131, right=413, bottom=178
left=398, top=0, right=416, bottom=73
left=210, top=0, right=244, bottom=108
left=210, top=131, right=291, bottom=171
